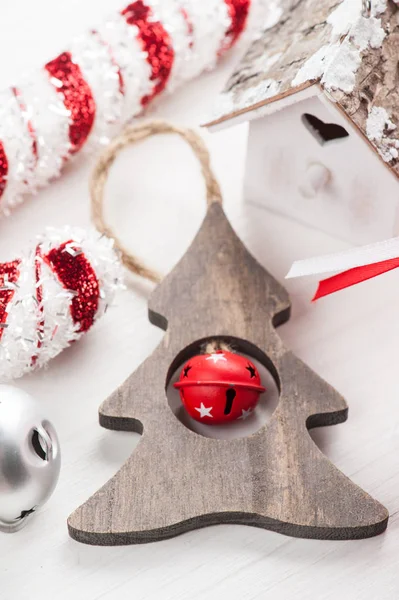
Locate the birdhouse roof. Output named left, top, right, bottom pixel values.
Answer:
left=205, top=0, right=399, bottom=178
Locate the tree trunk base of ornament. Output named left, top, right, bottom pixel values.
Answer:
left=68, top=203, right=388, bottom=546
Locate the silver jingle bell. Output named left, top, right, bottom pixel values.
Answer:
left=0, top=385, right=61, bottom=532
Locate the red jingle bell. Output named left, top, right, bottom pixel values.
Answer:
left=174, top=350, right=265, bottom=424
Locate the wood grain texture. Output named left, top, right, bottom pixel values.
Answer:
left=330, top=3, right=399, bottom=177
left=206, top=0, right=399, bottom=178
left=68, top=203, right=388, bottom=545
left=205, top=0, right=338, bottom=126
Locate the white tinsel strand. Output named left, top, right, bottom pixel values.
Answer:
left=69, top=31, right=125, bottom=149
left=17, top=72, right=71, bottom=195
left=0, top=88, right=38, bottom=214
left=0, top=0, right=272, bottom=215
left=0, top=228, right=122, bottom=381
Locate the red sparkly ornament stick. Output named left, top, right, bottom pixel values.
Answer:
left=121, top=1, right=174, bottom=107
left=0, top=228, right=121, bottom=381
left=0, top=260, right=20, bottom=342
left=0, top=0, right=269, bottom=215
left=45, top=53, right=96, bottom=155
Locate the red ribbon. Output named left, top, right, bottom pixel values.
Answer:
left=313, top=256, right=399, bottom=301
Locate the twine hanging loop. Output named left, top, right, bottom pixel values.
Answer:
left=90, top=120, right=223, bottom=283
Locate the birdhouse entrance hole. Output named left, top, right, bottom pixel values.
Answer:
left=302, top=113, right=349, bottom=145
left=166, top=336, right=280, bottom=440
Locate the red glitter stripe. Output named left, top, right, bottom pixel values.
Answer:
left=180, top=8, right=194, bottom=49
left=45, top=52, right=96, bottom=154
left=0, top=260, right=20, bottom=340
left=0, top=142, right=8, bottom=201
left=222, top=0, right=250, bottom=52
left=31, top=245, right=44, bottom=366
left=44, top=241, right=100, bottom=334
left=92, top=30, right=125, bottom=96
left=12, top=87, right=38, bottom=163
left=121, top=1, right=174, bottom=106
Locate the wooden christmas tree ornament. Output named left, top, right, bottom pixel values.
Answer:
left=68, top=122, right=388, bottom=545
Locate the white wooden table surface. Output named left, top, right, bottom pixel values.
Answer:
left=1, top=2, right=399, bottom=599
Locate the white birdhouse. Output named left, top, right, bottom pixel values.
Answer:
left=205, top=0, right=399, bottom=244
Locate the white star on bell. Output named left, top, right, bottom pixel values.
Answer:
left=206, top=353, right=227, bottom=364
left=195, top=403, right=213, bottom=418
left=238, top=408, right=253, bottom=420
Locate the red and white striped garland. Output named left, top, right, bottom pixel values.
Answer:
left=0, top=0, right=265, bottom=215
left=0, top=228, right=121, bottom=381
